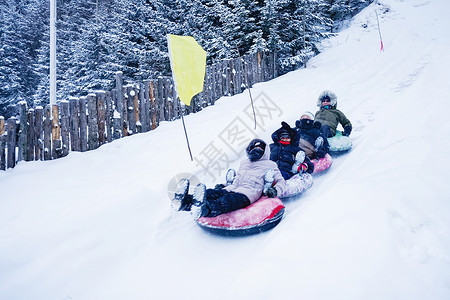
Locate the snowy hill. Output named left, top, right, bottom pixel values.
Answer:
left=1, top=0, right=450, bottom=299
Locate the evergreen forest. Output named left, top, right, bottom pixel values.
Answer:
left=0, top=0, right=372, bottom=118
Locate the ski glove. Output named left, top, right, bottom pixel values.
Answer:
left=298, top=162, right=309, bottom=173
left=342, top=125, right=352, bottom=136
left=214, top=184, right=225, bottom=190
left=265, top=187, right=277, bottom=198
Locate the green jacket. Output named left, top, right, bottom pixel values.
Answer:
left=314, top=106, right=352, bottom=136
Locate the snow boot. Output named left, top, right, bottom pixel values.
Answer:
left=191, top=183, right=207, bottom=219
left=225, top=168, right=236, bottom=186
left=263, top=169, right=275, bottom=195
left=171, top=179, right=190, bottom=211
left=291, top=150, right=306, bottom=173
left=315, top=136, right=324, bottom=149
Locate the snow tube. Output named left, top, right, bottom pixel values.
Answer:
left=196, top=196, right=285, bottom=237
left=279, top=173, right=313, bottom=199
left=327, top=131, right=352, bottom=152
left=311, top=153, right=333, bottom=173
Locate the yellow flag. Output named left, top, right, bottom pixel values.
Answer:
left=167, top=34, right=207, bottom=106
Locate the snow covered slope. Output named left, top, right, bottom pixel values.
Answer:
left=1, top=0, right=449, bottom=299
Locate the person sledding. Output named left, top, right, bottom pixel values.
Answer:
left=172, top=139, right=286, bottom=219
left=294, top=111, right=330, bottom=160
left=269, top=121, right=314, bottom=179
left=314, top=90, right=352, bottom=138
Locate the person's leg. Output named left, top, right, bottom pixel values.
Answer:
left=321, top=124, right=332, bottom=138
left=205, top=191, right=250, bottom=217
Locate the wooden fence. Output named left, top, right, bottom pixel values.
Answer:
left=0, top=51, right=278, bottom=170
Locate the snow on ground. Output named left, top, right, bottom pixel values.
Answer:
left=1, top=0, right=450, bottom=299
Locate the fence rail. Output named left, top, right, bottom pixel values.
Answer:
left=0, top=51, right=278, bottom=170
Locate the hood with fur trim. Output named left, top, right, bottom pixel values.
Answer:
left=317, top=90, right=338, bottom=108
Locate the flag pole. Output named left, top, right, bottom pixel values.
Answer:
left=375, top=1, right=384, bottom=52
left=180, top=109, right=193, bottom=161
left=247, top=81, right=257, bottom=130
left=50, top=0, right=57, bottom=106
left=237, top=46, right=257, bottom=130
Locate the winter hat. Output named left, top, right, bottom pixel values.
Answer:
left=280, top=121, right=295, bottom=137
left=317, top=90, right=337, bottom=107
left=279, top=129, right=291, bottom=139
left=300, top=111, right=314, bottom=120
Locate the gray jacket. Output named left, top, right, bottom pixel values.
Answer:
left=224, top=145, right=286, bottom=203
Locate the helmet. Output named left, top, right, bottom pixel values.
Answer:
left=246, top=139, right=266, bottom=162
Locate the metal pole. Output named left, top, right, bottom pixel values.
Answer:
left=50, top=0, right=57, bottom=106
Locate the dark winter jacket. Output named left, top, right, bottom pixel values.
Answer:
left=224, top=142, right=286, bottom=203
left=269, top=123, right=314, bottom=179
left=294, top=119, right=329, bottom=159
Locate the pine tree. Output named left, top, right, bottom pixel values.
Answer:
left=0, top=0, right=46, bottom=117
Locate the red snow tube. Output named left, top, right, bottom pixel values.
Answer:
left=196, top=196, right=285, bottom=236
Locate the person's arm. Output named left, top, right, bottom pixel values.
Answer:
left=273, top=167, right=286, bottom=196
left=339, top=110, right=352, bottom=136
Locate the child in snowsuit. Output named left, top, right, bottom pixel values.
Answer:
left=172, top=139, right=286, bottom=219
left=314, top=90, right=352, bottom=138
left=294, top=111, right=329, bottom=160
left=269, top=121, right=314, bottom=180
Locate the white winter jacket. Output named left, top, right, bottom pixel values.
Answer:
left=224, top=145, right=286, bottom=203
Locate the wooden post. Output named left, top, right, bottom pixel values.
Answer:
left=0, top=116, right=4, bottom=135
left=257, top=52, right=262, bottom=83
left=115, top=71, right=124, bottom=137
left=164, top=78, right=174, bottom=120
left=105, top=91, right=113, bottom=142
left=0, top=133, right=5, bottom=170
left=133, top=84, right=141, bottom=133
left=122, top=86, right=128, bottom=136
left=229, top=59, right=237, bottom=96
left=149, top=80, right=158, bottom=130
left=60, top=101, right=70, bottom=156
left=246, top=54, right=254, bottom=88
left=96, top=90, right=106, bottom=145
left=263, top=52, right=269, bottom=81
left=138, top=82, right=147, bottom=132
left=18, top=101, right=28, bottom=162
left=79, top=96, right=88, bottom=152
left=125, top=84, right=136, bottom=134
left=234, top=57, right=243, bottom=94
left=216, top=63, right=223, bottom=99
left=0, top=116, right=5, bottom=170
left=69, top=97, right=80, bottom=151
left=210, top=64, right=217, bottom=104
left=43, top=105, right=52, bottom=160
left=51, top=104, right=62, bottom=158
left=157, top=77, right=166, bottom=121
left=267, top=51, right=274, bottom=80
left=111, top=90, right=121, bottom=140
left=34, top=106, right=44, bottom=160
left=143, top=80, right=151, bottom=131
left=7, top=117, right=17, bottom=168
left=203, top=66, right=211, bottom=106
left=221, top=60, right=228, bottom=97
left=27, top=109, right=35, bottom=160
left=87, top=93, right=99, bottom=150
